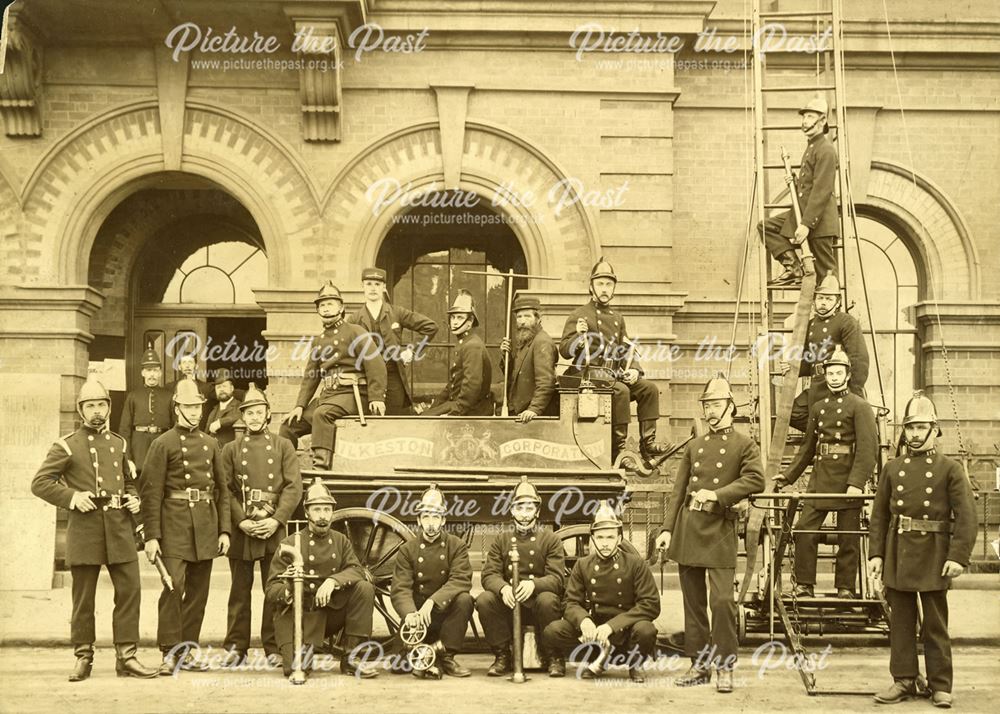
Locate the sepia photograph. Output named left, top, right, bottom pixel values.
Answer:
left=0, top=0, right=997, bottom=712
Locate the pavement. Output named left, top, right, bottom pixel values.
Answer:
left=1, top=562, right=997, bottom=647
left=0, top=645, right=998, bottom=714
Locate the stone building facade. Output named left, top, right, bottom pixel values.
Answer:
left=1, top=0, right=997, bottom=586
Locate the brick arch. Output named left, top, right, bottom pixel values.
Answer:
left=322, top=120, right=600, bottom=286
left=19, top=99, right=320, bottom=286
left=864, top=161, right=981, bottom=300
left=88, top=189, right=259, bottom=337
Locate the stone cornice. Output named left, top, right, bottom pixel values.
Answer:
left=0, top=285, right=105, bottom=316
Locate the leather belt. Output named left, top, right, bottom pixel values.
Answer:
left=322, top=372, right=367, bottom=390
left=892, top=514, right=953, bottom=534
left=133, top=426, right=165, bottom=434
left=93, top=494, right=124, bottom=509
left=167, top=488, right=213, bottom=503
left=246, top=489, right=278, bottom=504
left=818, top=443, right=853, bottom=456
left=686, top=494, right=739, bottom=520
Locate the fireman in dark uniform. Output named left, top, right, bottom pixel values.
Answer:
left=206, top=368, right=242, bottom=446
left=477, top=477, right=566, bottom=677
left=774, top=347, right=878, bottom=599
left=140, top=380, right=231, bottom=675
left=281, top=281, right=387, bottom=469
left=424, top=290, right=494, bottom=416
left=221, top=383, right=303, bottom=667
left=166, top=352, right=214, bottom=430
left=500, top=294, right=558, bottom=421
left=543, top=501, right=660, bottom=683
left=559, top=258, right=671, bottom=470
left=32, top=380, right=158, bottom=681
left=656, top=376, right=764, bottom=692
left=119, top=347, right=172, bottom=474
left=391, top=484, right=474, bottom=678
left=264, top=481, right=379, bottom=679
left=347, top=266, right=439, bottom=415
left=758, top=96, right=839, bottom=286
left=869, top=393, right=977, bottom=709
left=788, top=275, right=869, bottom=432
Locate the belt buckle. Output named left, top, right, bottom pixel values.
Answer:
left=109, top=494, right=122, bottom=509
left=689, top=498, right=705, bottom=512
left=186, top=488, right=201, bottom=503
left=818, top=443, right=829, bottom=456
left=897, top=515, right=912, bottom=533
left=814, top=364, right=825, bottom=377
left=249, top=488, right=263, bottom=502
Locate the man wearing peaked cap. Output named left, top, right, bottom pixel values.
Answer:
left=220, top=384, right=302, bottom=667
left=543, top=500, right=660, bottom=683
left=477, top=476, right=566, bottom=677
left=347, top=266, right=438, bottom=415
left=391, top=485, right=474, bottom=678
left=140, top=378, right=231, bottom=674
left=869, top=393, right=976, bottom=708
left=281, top=281, right=388, bottom=470
left=120, top=347, right=172, bottom=474
left=205, top=368, right=242, bottom=446
left=264, top=480, right=379, bottom=679
left=32, top=380, right=158, bottom=680
left=501, top=293, right=558, bottom=422
left=787, top=274, right=870, bottom=433
left=424, top=290, right=494, bottom=416
left=656, top=375, right=764, bottom=692
left=775, top=347, right=878, bottom=601
left=559, top=258, right=672, bottom=470
left=757, top=94, right=839, bottom=286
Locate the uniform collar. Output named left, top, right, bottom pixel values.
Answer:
left=908, top=448, right=936, bottom=457
left=828, top=385, right=849, bottom=396
left=710, top=426, right=733, bottom=435
left=594, top=547, right=621, bottom=564
left=365, top=301, right=385, bottom=321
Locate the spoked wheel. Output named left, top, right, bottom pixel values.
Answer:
left=328, top=507, right=415, bottom=656
left=555, top=524, right=640, bottom=576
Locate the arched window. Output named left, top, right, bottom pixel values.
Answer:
left=376, top=200, right=528, bottom=403
left=159, top=242, right=266, bottom=304
left=845, top=215, right=920, bottom=424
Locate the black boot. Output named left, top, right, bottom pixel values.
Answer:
left=639, top=420, right=674, bottom=463
left=311, top=447, right=332, bottom=470
left=675, top=662, right=712, bottom=687
left=68, top=644, right=94, bottom=682
left=548, top=656, right=566, bottom=678
left=115, top=643, right=158, bottom=679
left=613, top=425, right=642, bottom=470
left=439, top=651, right=471, bottom=678
left=486, top=648, right=512, bottom=677
left=340, top=653, right=379, bottom=679
left=770, top=251, right=804, bottom=286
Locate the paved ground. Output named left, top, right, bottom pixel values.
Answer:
left=0, top=645, right=997, bottom=713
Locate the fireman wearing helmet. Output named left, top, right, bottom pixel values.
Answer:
left=391, top=484, right=474, bottom=678
left=477, top=476, right=566, bottom=677
left=264, top=480, right=379, bottom=679
left=140, top=379, right=231, bottom=675
left=282, top=281, right=387, bottom=470
left=32, top=379, right=158, bottom=681
left=774, top=347, right=877, bottom=600
left=869, top=393, right=976, bottom=708
left=757, top=95, right=839, bottom=286
left=655, top=375, right=764, bottom=693
left=424, top=289, right=494, bottom=416
left=559, top=257, right=672, bottom=470
left=543, top=501, right=660, bottom=683
left=119, top=347, right=172, bottom=473
left=220, top=383, right=303, bottom=667
left=786, top=274, right=869, bottom=433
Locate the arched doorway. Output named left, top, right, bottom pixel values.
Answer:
left=374, top=197, right=527, bottom=406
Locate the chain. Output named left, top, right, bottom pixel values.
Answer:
left=931, top=306, right=967, bottom=455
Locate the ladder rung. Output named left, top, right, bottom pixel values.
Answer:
left=759, top=10, right=834, bottom=19
left=765, top=202, right=793, bottom=209
left=761, top=85, right=836, bottom=93
left=763, top=163, right=801, bottom=169
left=763, top=124, right=838, bottom=131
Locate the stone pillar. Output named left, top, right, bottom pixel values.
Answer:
left=0, top=285, right=103, bottom=590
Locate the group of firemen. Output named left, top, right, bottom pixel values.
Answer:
left=30, top=96, right=977, bottom=707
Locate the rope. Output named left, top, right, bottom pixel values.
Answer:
left=880, top=0, right=967, bottom=454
